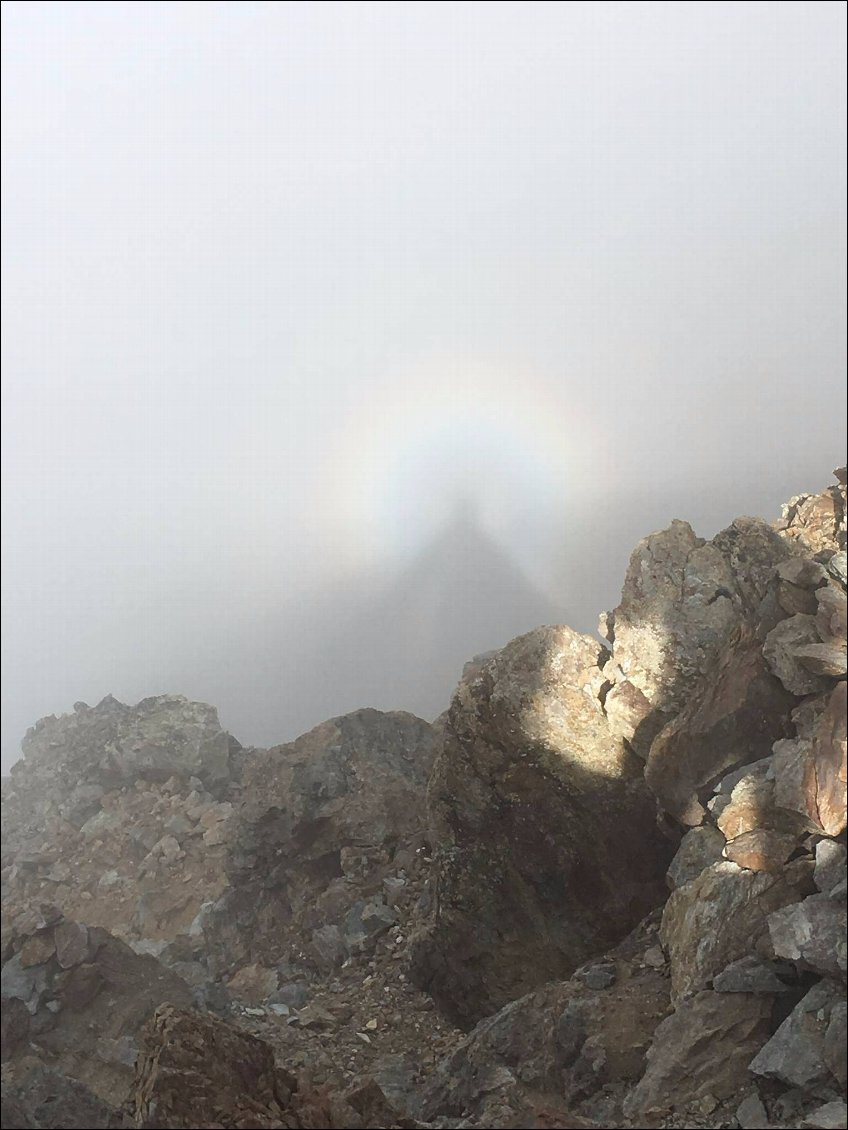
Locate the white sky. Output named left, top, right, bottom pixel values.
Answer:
left=2, top=1, right=846, bottom=767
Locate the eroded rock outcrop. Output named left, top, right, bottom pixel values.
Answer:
left=1, top=696, right=242, bottom=951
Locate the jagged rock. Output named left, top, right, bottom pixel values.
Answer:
left=2, top=698, right=240, bottom=951
left=723, top=827, right=800, bottom=872
left=1, top=1055, right=118, bottom=1128
left=343, top=897, right=398, bottom=951
left=646, top=624, right=796, bottom=825
left=712, top=954, right=793, bottom=994
left=776, top=469, right=847, bottom=555
left=127, top=1004, right=298, bottom=1128
left=53, top=922, right=91, bottom=969
left=660, top=861, right=811, bottom=1001
left=803, top=1102, right=848, bottom=1129
left=735, top=1092, right=770, bottom=1129
left=764, top=614, right=835, bottom=695
left=8, top=695, right=238, bottom=806
left=815, top=840, right=847, bottom=895
left=1, top=953, right=50, bottom=1014
left=1, top=997, right=31, bottom=1060
left=418, top=917, right=671, bottom=1126
left=410, top=625, right=670, bottom=1026
left=750, top=979, right=844, bottom=1089
left=578, top=963, right=617, bottom=990
left=1, top=920, right=194, bottom=1108
left=827, top=550, right=848, bottom=586
left=310, top=924, right=346, bottom=971
left=225, top=961, right=278, bottom=1005
left=666, top=825, right=725, bottom=889
left=710, top=758, right=806, bottom=871
left=795, top=640, right=848, bottom=677
left=773, top=684, right=847, bottom=836
left=19, top=932, right=56, bottom=968
left=602, top=517, right=796, bottom=757
left=767, top=892, right=848, bottom=978
left=623, top=990, right=772, bottom=1118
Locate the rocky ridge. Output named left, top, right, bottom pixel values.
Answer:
left=1, top=467, right=845, bottom=1130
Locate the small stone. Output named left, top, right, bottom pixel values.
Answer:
left=643, top=945, right=665, bottom=968
left=53, top=921, right=90, bottom=969
left=579, top=963, right=617, bottom=990
left=814, top=840, right=847, bottom=895
left=355, top=1031, right=372, bottom=1044
left=269, top=982, right=309, bottom=1009
left=364, top=1018, right=378, bottom=1030
left=699, top=1092, right=718, bottom=1114
left=735, top=1092, right=769, bottom=1129
left=268, top=1003, right=289, bottom=1016
left=19, top=932, right=56, bottom=968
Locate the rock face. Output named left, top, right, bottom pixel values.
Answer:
left=200, top=708, right=438, bottom=979
left=0, top=915, right=194, bottom=1112
left=410, top=624, right=672, bottom=1027
left=1, top=467, right=846, bottom=1130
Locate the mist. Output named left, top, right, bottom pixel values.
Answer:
left=2, top=1, right=846, bottom=769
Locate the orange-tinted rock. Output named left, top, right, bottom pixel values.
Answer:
left=773, top=684, right=847, bottom=836
left=723, top=829, right=798, bottom=873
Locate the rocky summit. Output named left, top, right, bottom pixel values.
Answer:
left=2, top=469, right=846, bottom=1130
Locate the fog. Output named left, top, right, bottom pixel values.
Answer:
left=2, top=1, right=846, bottom=769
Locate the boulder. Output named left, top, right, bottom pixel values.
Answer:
left=410, top=625, right=670, bottom=1026
left=711, top=954, right=793, bottom=994
left=602, top=517, right=795, bottom=757
left=666, top=825, right=725, bottom=890
left=127, top=1004, right=298, bottom=1129
left=646, top=624, right=796, bottom=826
left=815, top=840, right=847, bottom=895
left=773, top=684, right=847, bottom=837
left=660, top=861, right=811, bottom=1001
left=624, top=990, right=772, bottom=1118
left=767, top=892, right=847, bottom=979
left=764, top=615, right=835, bottom=696
left=750, top=979, right=844, bottom=1089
